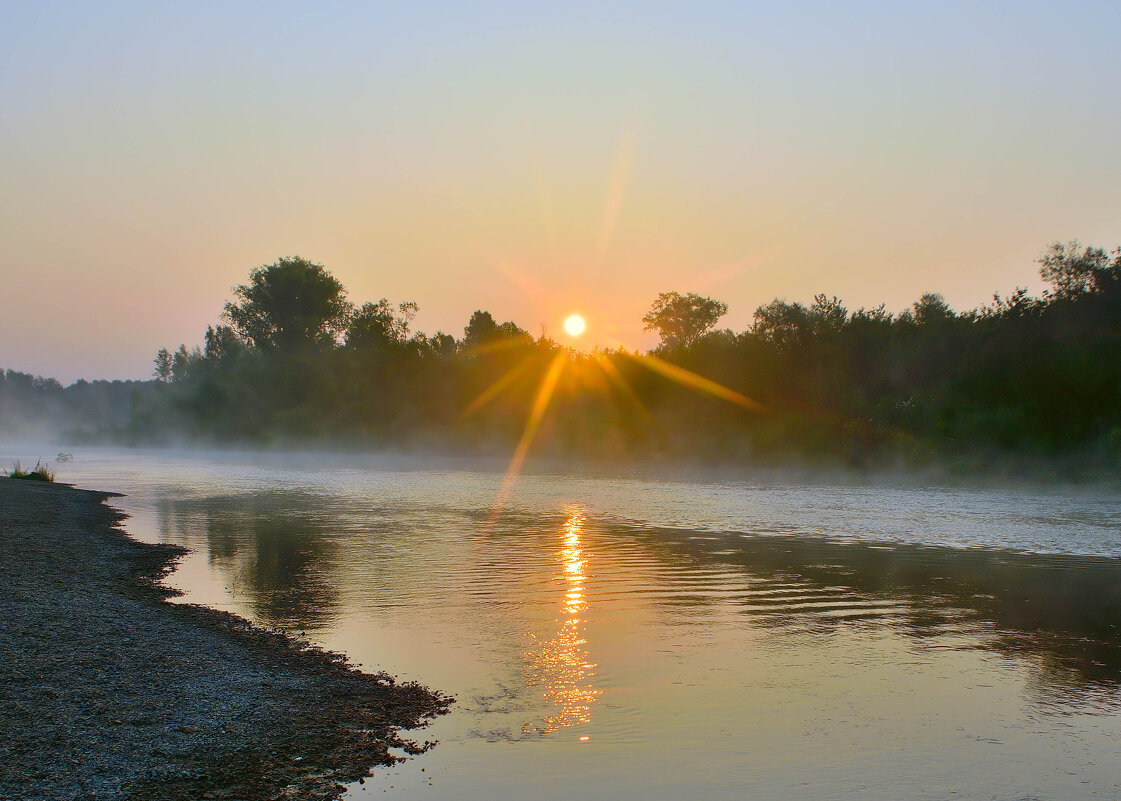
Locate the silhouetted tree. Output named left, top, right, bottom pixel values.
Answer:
left=909, top=293, right=955, bottom=325
left=203, top=325, right=243, bottom=362
left=809, top=294, right=848, bottom=335
left=345, top=300, right=397, bottom=350
left=752, top=299, right=812, bottom=350
left=345, top=299, right=421, bottom=350
left=642, top=291, right=728, bottom=349
left=396, top=301, right=419, bottom=339
left=171, top=345, right=193, bottom=382
left=1039, top=240, right=1119, bottom=298
left=462, top=310, right=529, bottom=350
left=429, top=331, right=457, bottom=358
left=462, top=310, right=497, bottom=348
left=153, top=348, right=172, bottom=382
left=224, top=256, right=352, bottom=352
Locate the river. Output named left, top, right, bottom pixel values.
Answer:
left=16, top=446, right=1121, bottom=799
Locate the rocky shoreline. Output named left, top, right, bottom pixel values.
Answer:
left=0, top=478, right=452, bottom=800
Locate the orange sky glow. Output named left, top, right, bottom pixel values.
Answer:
left=2, top=3, right=1120, bottom=382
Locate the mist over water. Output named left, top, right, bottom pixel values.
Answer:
left=15, top=446, right=1121, bottom=799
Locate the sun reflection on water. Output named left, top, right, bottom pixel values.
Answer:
left=521, top=506, right=601, bottom=735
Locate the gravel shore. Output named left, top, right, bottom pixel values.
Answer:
left=0, top=478, right=452, bottom=801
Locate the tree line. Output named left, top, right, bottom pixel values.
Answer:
left=0, top=370, right=151, bottom=440
left=6, top=242, right=1121, bottom=475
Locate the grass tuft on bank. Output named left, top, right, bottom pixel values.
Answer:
left=7, top=460, right=54, bottom=482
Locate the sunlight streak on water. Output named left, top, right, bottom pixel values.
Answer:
left=19, top=447, right=1121, bottom=799
left=520, top=506, right=600, bottom=735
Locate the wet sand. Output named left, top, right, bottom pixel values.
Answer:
left=0, top=478, right=452, bottom=800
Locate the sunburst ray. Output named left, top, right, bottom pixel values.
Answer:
left=595, top=127, right=637, bottom=262
left=486, top=352, right=568, bottom=528
left=462, top=356, right=537, bottom=417
left=593, top=353, right=648, bottom=417
left=629, top=353, right=766, bottom=412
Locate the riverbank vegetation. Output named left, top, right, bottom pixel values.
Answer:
left=5, top=242, right=1121, bottom=476
left=0, top=370, right=151, bottom=441
left=7, top=460, right=55, bottom=482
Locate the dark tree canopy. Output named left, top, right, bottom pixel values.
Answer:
left=752, top=295, right=865, bottom=349
left=1039, top=240, right=1120, bottom=299
left=909, top=293, right=955, bottom=325
left=462, top=310, right=498, bottom=349
left=428, top=331, right=457, bottom=358
left=113, top=240, right=1121, bottom=474
left=752, top=299, right=812, bottom=350
left=345, top=300, right=420, bottom=351
left=153, top=348, right=172, bottom=382
left=462, top=310, right=530, bottom=350
left=203, top=325, right=243, bottom=362
left=170, top=345, right=193, bottom=382
left=224, top=257, right=352, bottom=352
left=345, top=300, right=397, bottom=350
left=810, top=294, right=848, bottom=334
left=643, top=291, right=729, bottom=349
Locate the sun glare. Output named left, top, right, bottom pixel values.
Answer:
left=563, top=314, right=586, bottom=337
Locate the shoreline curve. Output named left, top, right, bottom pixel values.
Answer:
left=0, top=477, right=452, bottom=801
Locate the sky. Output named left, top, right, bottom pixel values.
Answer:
left=2, top=1, right=1120, bottom=383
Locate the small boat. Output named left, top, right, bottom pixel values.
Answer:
left=56, top=452, right=73, bottom=462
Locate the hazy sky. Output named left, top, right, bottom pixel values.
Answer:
left=3, top=1, right=1120, bottom=382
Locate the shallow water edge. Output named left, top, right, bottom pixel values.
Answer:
left=0, top=477, right=451, bottom=800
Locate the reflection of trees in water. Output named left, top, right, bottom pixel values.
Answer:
left=637, top=527, right=1121, bottom=704
left=157, top=493, right=340, bottom=631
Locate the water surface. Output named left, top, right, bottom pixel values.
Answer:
left=21, top=447, right=1121, bottom=799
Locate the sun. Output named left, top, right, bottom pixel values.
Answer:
left=563, top=314, right=586, bottom=337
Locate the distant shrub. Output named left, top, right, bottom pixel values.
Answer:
left=8, top=459, right=55, bottom=482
